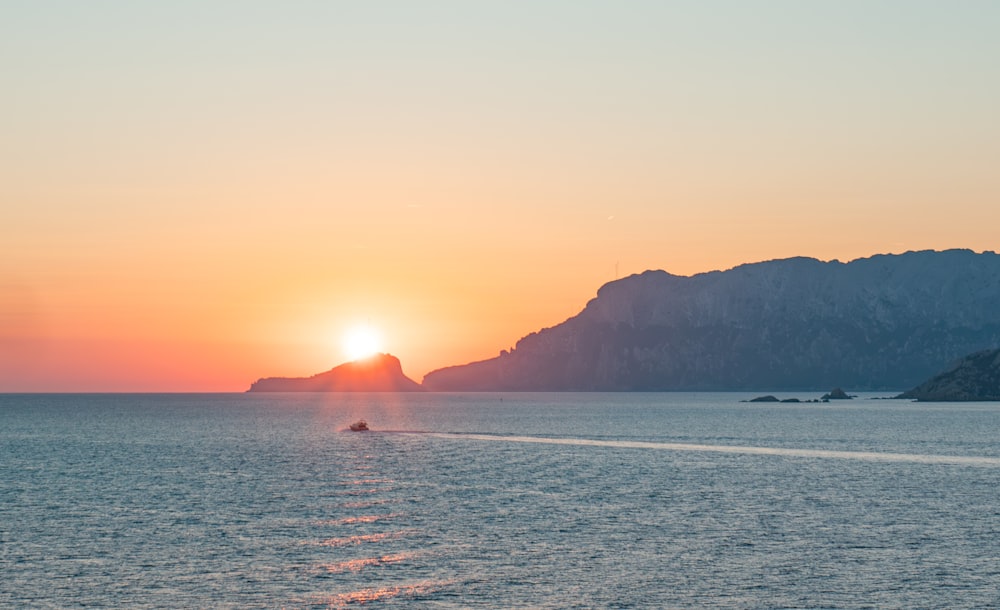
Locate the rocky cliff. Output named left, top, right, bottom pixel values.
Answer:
left=897, top=349, right=1000, bottom=401
left=248, top=353, right=422, bottom=392
left=423, top=249, right=1000, bottom=391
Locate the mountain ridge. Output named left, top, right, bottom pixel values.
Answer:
left=423, top=249, right=1000, bottom=391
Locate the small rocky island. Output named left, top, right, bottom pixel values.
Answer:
left=821, top=388, right=853, bottom=400
left=247, top=353, right=422, bottom=392
left=897, top=348, right=1000, bottom=401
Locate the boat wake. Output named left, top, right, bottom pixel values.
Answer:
left=409, top=432, right=1000, bottom=467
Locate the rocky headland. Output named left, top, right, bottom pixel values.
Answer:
left=247, top=353, right=422, bottom=392
left=897, top=349, right=1000, bottom=401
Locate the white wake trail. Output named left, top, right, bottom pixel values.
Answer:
left=418, top=433, right=1000, bottom=467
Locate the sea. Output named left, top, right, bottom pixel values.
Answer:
left=2, top=392, right=999, bottom=609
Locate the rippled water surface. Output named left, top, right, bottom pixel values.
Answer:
left=3, top=393, right=1000, bottom=608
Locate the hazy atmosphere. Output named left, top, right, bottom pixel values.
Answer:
left=4, top=1, right=999, bottom=391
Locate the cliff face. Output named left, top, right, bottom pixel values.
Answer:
left=898, top=349, right=1000, bottom=401
left=248, top=353, right=422, bottom=392
left=423, top=249, right=1000, bottom=391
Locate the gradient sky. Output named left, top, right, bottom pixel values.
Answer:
left=3, top=1, right=999, bottom=391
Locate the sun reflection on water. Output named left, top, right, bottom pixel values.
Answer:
left=304, top=580, right=454, bottom=609
left=316, top=513, right=403, bottom=526
left=308, top=529, right=416, bottom=548
left=316, top=551, right=420, bottom=574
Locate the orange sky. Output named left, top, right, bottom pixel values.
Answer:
left=3, top=2, right=1000, bottom=391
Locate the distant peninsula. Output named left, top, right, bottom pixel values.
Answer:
left=897, top=349, right=1000, bottom=401
left=247, top=353, right=422, bottom=392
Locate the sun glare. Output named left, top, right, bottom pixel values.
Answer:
left=342, top=325, right=383, bottom=362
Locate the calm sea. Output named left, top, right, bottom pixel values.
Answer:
left=2, top=392, right=999, bottom=608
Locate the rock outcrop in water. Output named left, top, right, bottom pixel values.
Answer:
left=248, top=353, right=422, bottom=392
left=821, top=388, right=853, bottom=400
left=423, top=249, right=1000, bottom=392
left=897, top=349, right=1000, bottom=401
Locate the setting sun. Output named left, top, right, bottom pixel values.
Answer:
left=342, top=325, right=383, bottom=362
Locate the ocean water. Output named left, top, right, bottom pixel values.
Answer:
left=2, top=392, right=999, bottom=609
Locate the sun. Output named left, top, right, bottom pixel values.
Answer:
left=342, top=325, right=383, bottom=361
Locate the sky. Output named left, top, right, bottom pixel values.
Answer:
left=3, top=1, right=999, bottom=391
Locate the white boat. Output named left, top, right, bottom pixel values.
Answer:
left=349, top=420, right=369, bottom=432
